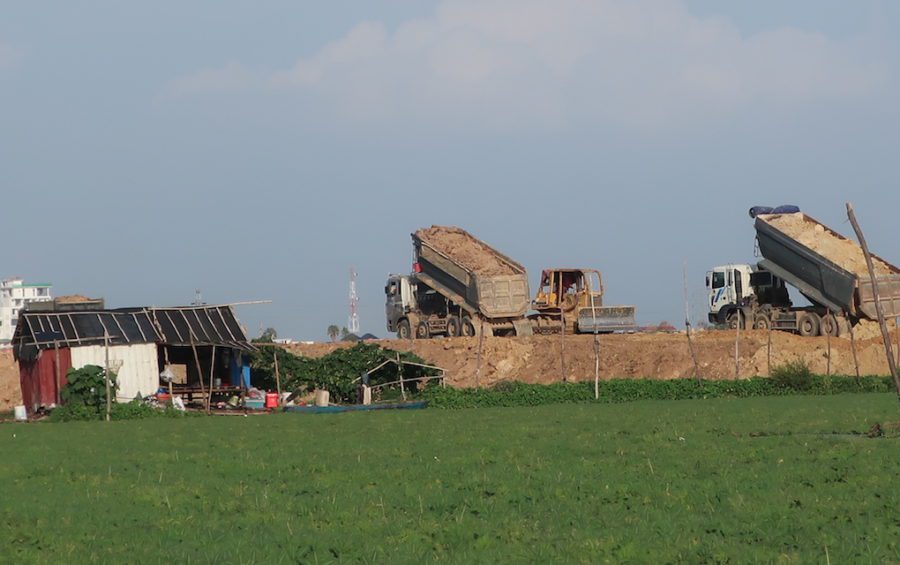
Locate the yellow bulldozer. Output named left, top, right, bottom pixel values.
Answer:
left=530, top=268, right=636, bottom=334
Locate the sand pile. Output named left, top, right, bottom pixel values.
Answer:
left=761, top=213, right=894, bottom=276
left=415, top=226, right=521, bottom=277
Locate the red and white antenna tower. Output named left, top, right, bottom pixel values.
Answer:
left=348, top=267, right=360, bottom=334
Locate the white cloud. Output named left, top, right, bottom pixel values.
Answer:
left=168, top=0, right=888, bottom=130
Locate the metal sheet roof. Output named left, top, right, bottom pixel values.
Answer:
left=12, top=305, right=253, bottom=361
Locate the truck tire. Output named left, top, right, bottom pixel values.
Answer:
left=753, top=314, right=771, bottom=330
left=397, top=319, right=411, bottom=340
left=446, top=317, right=460, bottom=337
left=797, top=312, right=820, bottom=337
left=461, top=316, right=476, bottom=337
left=416, top=321, right=430, bottom=340
left=726, top=311, right=746, bottom=330
left=820, top=313, right=840, bottom=337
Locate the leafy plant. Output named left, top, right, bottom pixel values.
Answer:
left=251, top=343, right=438, bottom=403
left=423, top=375, right=892, bottom=409
left=59, top=365, right=116, bottom=418
left=770, top=360, right=814, bottom=391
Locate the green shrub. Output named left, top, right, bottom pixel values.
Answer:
left=423, top=375, right=893, bottom=409
left=251, top=343, right=438, bottom=403
left=770, top=360, right=814, bottom=391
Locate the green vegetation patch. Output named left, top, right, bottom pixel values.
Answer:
left=0, top=394, right=897, bottom=562
left=424, top=375, right=894, bottom=409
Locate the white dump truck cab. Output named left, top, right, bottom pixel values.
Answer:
left=706, top=264, right=789, bottom=327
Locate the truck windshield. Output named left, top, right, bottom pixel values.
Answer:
left=711, top=272, right=725, bottom=289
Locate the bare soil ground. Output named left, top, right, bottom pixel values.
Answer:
left=415, top=226, right=520, bottom=276
left=761, top=213, right=894, bottom=275
left=3, top=329, right=897, bottom=408
left=292, top=329, right=900, bottom=388
left=0, top=350, right=21, bottom=411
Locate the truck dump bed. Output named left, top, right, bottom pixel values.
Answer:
left=755, top=213, right=900, bottom=318
left=412, top=226, right=530, bottom=319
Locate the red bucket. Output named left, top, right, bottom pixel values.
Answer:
left=265, top=392, right=279, bottom=409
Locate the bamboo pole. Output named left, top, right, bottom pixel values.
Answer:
left=164, top=346, right=173, bottom=400
left=846, top=311, right=861, bottom=383
left=104, top=331, right=111, bottom=422
left=188, top=330, right=207, bottom=402
left=826, top=310, right=832, bottom=376
left=397, top=352, right=406, bottom=401
left=54, top=341, right=61, bottom=405
left=734, top=310, right=741, bottom=380
left=274, top=349, right=282, bottom=407
left=847, top=202, right=900, bottom=398
left=683, top=261, right=701, bottom=383
left=475, top=320, right=485, bottom=388
left=560, top=312, right=566, bottom=383
left=206, top=346, right=216, bottom=413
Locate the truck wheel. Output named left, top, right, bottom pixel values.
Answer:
left=753, top=314, right=770, bottom=330
left=416, top=321, right=430, bottom=340
left=446, top=317, right=460, bottom=337
left=397, top=319, right=411, bottom=340
left=726, top=311, right=746, bottom=330
left=461, top=316, right=476, bottom=337
left=797, top=312, right=820, bottom=337
left=820, top=314, right=840, bottom=337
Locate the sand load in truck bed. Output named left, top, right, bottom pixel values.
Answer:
left=760, top=213, right=895, bottom=276
left=414, top=226, right=523, bottom=277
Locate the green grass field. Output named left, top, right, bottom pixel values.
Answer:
left=1, top=394, right=898, bottom=563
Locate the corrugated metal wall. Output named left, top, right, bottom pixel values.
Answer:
left=71, top=343, right=160, bottom=402
left=19, top=348, right=72, bottom=412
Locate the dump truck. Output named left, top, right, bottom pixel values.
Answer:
left=707, top=210, right=900, bottom=336
left=530, top=268, right=637, bottom=334
left=385, top=226, right=533, bottom=338
left=385, top=227, right=637, bottom=339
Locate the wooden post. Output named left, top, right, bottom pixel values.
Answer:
left=559, top=312, right=566, bottom=383
left=826, top=309, right=832, bottom=376
left=847, top=312, right=861, bottom=383
left=164, top=346, right=173, bottom=400
left=206, top=346, right=216, bottom=413
left=766, top=321, right=772, bottom=376
left=475, top=320, right=485, bottom=388
left=274, top=349, right=282, bottom=407
left=397, top=352, right=406, bottom=401
left=104, top=331, right=111, bottom=422
left=683, top=261, right=701, bottom=383
left=188, top=329, right=206, bottom=402
left=734, top=310, right=741, bottom=380
left=54, top=341, right=61, bottom=405
left=847, top=202, right=900, bottom=398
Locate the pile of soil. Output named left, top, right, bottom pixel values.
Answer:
left=55, top=294, right=97, bottom=304
left=762, top=214, right=894, bottom=276
left=0, top=350, right=21, bottom=410
left=415, top=226, right=521, bottom=277
left=290, top=329, right=900, bottom=387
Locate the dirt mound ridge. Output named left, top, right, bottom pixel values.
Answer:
left=290, top=330, right=900, bottom=388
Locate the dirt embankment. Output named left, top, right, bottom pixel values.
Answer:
left=0, top=349, right=21, bottom=411
left=292, top=329, right=900, bottom=388
left=762, top=213, right=894, bottom=275
left=415, top=226, right=521, bottom=276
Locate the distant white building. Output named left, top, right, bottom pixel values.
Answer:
left=0, top=278, right=52, bottom=344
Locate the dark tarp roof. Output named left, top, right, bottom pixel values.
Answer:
left=13, top=305, right=253, bottom=361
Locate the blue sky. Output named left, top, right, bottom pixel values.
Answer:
left=2, top=1, right=899, bottom=339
